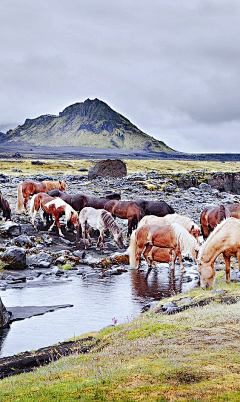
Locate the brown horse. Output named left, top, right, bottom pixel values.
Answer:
left=104, top=200, right=142, bottom=236
left=30, top=193, right=78, bottom=237
left=139, top=213, right=201, bottom=241
left=128, top=223, right=199, bottom=271
left=200, top=204, right=231, bottom=239
left=16, top=180, right=67, bottom=214
left=0, top=190, right=11, bottom=220
left=197, top=217, right=240, bottom=289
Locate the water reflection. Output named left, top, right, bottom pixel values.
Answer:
left=131, top=265, right=184, bottom=301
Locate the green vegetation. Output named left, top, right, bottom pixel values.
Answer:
left=1, top=158, right=240, bottom=178
left=1, top=275, right=240, bottom=401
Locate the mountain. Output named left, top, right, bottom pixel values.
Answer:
left=1, top=98, right=177, bottom=153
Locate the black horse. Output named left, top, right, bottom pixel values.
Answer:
left=0, top=191, right=11, bottom=220
left=135, top=199, right=175, bottom=217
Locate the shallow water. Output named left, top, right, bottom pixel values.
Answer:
left=0, top=264, right=198, bottom=358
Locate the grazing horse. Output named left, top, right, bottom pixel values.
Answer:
left=200, top=204, right=231, bottom=239
left=104, top=200, right=142, bottom=236
left=77, top=207, right=124, bottom=252
left=138, top=213, right=200, bottom=241
left=30, top=193, right=78, bottom=237
left=197, top=217, right=240, bottom=289
left=17, top=180, right=67, bottom=214
left=135, top=199, right=175, bottom=217
left=47, top=190, right=120, bottom=212
left=0, top=190, right=11, bottom=220
left=128, top=223, right=199, bottom=271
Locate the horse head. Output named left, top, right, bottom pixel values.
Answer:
left=114, top=230, right=124, bottom=249
left=70, top=209, right=79, bottom=227
left=197, top=259, right=215, bottom=289
left=59, top=181, right=67, bottom=192
left=190, top=224, right=201, bottom=241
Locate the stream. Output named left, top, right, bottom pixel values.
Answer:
left=0, top=264, right=199, bottom=358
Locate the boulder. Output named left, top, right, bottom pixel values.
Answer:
left=0, top=222, right=21, bottom=237
left=0, top=297, right=11, bottom=328
left=0, top=246, right=27, bottom=270
left=11, top=235, right=34, bottom=248
left=88, top=159, right=127, bottom=179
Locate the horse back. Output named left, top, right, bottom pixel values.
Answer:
left=227, top=203, right=240, bottom=219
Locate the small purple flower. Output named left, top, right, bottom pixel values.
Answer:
left=112, top=317, right=118, bottom=325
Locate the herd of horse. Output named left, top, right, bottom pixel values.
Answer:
left=1, top=178, right=240, bottom=289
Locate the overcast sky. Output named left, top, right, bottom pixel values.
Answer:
left=1, top=0, right=239, bottom=153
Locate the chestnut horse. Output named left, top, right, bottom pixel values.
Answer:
left=135, top=199, right=175, bottom=216
left=77, top=207, right=124, bottom=252
left=128, top=223, right=199, bottom=271
left=0, top=190, right=11, bottom=220
left=17, top=180, right=67, bottom=214
left=104, top=200, right=142, bottom=236
left=30, top=193, right=78, bottom=237
left=200, top=204, right=231, bottom=239
left=47, top=190, right=120, bottom=212
left=197, top=217, right=240, bottom=289
left=138, top=213, right=200, bottom=241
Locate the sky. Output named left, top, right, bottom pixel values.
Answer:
left=0, top=0, right=239, bottom=153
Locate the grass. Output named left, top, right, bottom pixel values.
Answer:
left=1, top=158, right=240, bottom=178
left=1, top=276, right=240, bottom=401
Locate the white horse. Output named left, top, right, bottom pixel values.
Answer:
left=77, top=207, right=124, bottom=252
left=138, top=213, right=201, bottom=241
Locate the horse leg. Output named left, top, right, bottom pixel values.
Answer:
left=56, top=217, right=64, bottom=237
left=143, top=244, right=153, bottom=267
left=127, top=218, right=133, bottom=237
left=24, top=193, right=30, bottom=214
left=223, top=253, right=231, bottom=283
left=97, top=230, right=106, bottom=252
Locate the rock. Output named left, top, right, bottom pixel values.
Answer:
left=0, top=297, right=11, bottom=328
left=0, top=222, right=21, bottom=237
left=51, top=267, right=64, bottom=275
left=199, top=183, right=212, bottom=193
left=88, top=159, right=127, bottom=179
left=0, top=246, right=27, bottom=270
left=11, top=235, right=33, bottom=248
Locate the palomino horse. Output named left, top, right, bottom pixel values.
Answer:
left=200, top=204, right=231, bottom=239
left=17, top=180, right=67, bottom=214
left=104, top=200, right=142, bottom=236
left=138, top=213, right=200, bottom=241
left=129, top=223, right=199, bottom=271
left=135, top=199, right=175, bottom=216
left=197, top=217, right=240, bottom=289
left=30, top=193, right=78, bottom=237
left=0, top=190, right=11, bottom=220
left=77, top=207, right=124, bottom=252
left=47, top=190, right=121, bottom=212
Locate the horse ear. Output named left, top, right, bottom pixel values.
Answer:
left=191, top=224, right=194, bottom=230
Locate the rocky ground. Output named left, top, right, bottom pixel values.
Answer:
left=1, top=170, right=240, bottom=324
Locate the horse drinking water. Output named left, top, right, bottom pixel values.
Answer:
left=77, top=207, right=124, bottom=252
left=197, top=217, right=240, bottom=289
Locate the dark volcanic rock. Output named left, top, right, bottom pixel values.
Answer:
left=88, top=159, right=127, bottom=179
left=0, top=246, right=27, bottom=270
left=0, top=297, right=11, bottom=328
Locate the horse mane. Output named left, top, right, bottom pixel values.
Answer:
left=65, top=204, right=75, bottom=221
left=170, top=223, right=199, bottom=259
left=198, top=217, right=233, bottom=259
left=101, top=210, right=120, bottom=233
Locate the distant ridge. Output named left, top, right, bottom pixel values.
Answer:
left=1, top=98, right=177, bottom=153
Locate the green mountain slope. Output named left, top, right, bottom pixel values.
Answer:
left=3, top=98, right=177, bottom=153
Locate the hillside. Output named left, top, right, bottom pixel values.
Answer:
left=1, top=98, right=177, bottom=153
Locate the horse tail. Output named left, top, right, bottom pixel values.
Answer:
left=29, top=194, right=37, bottom=220
left=16, top=184, right=24, bottom=213
left=128, top=229, right=137, bottom=267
